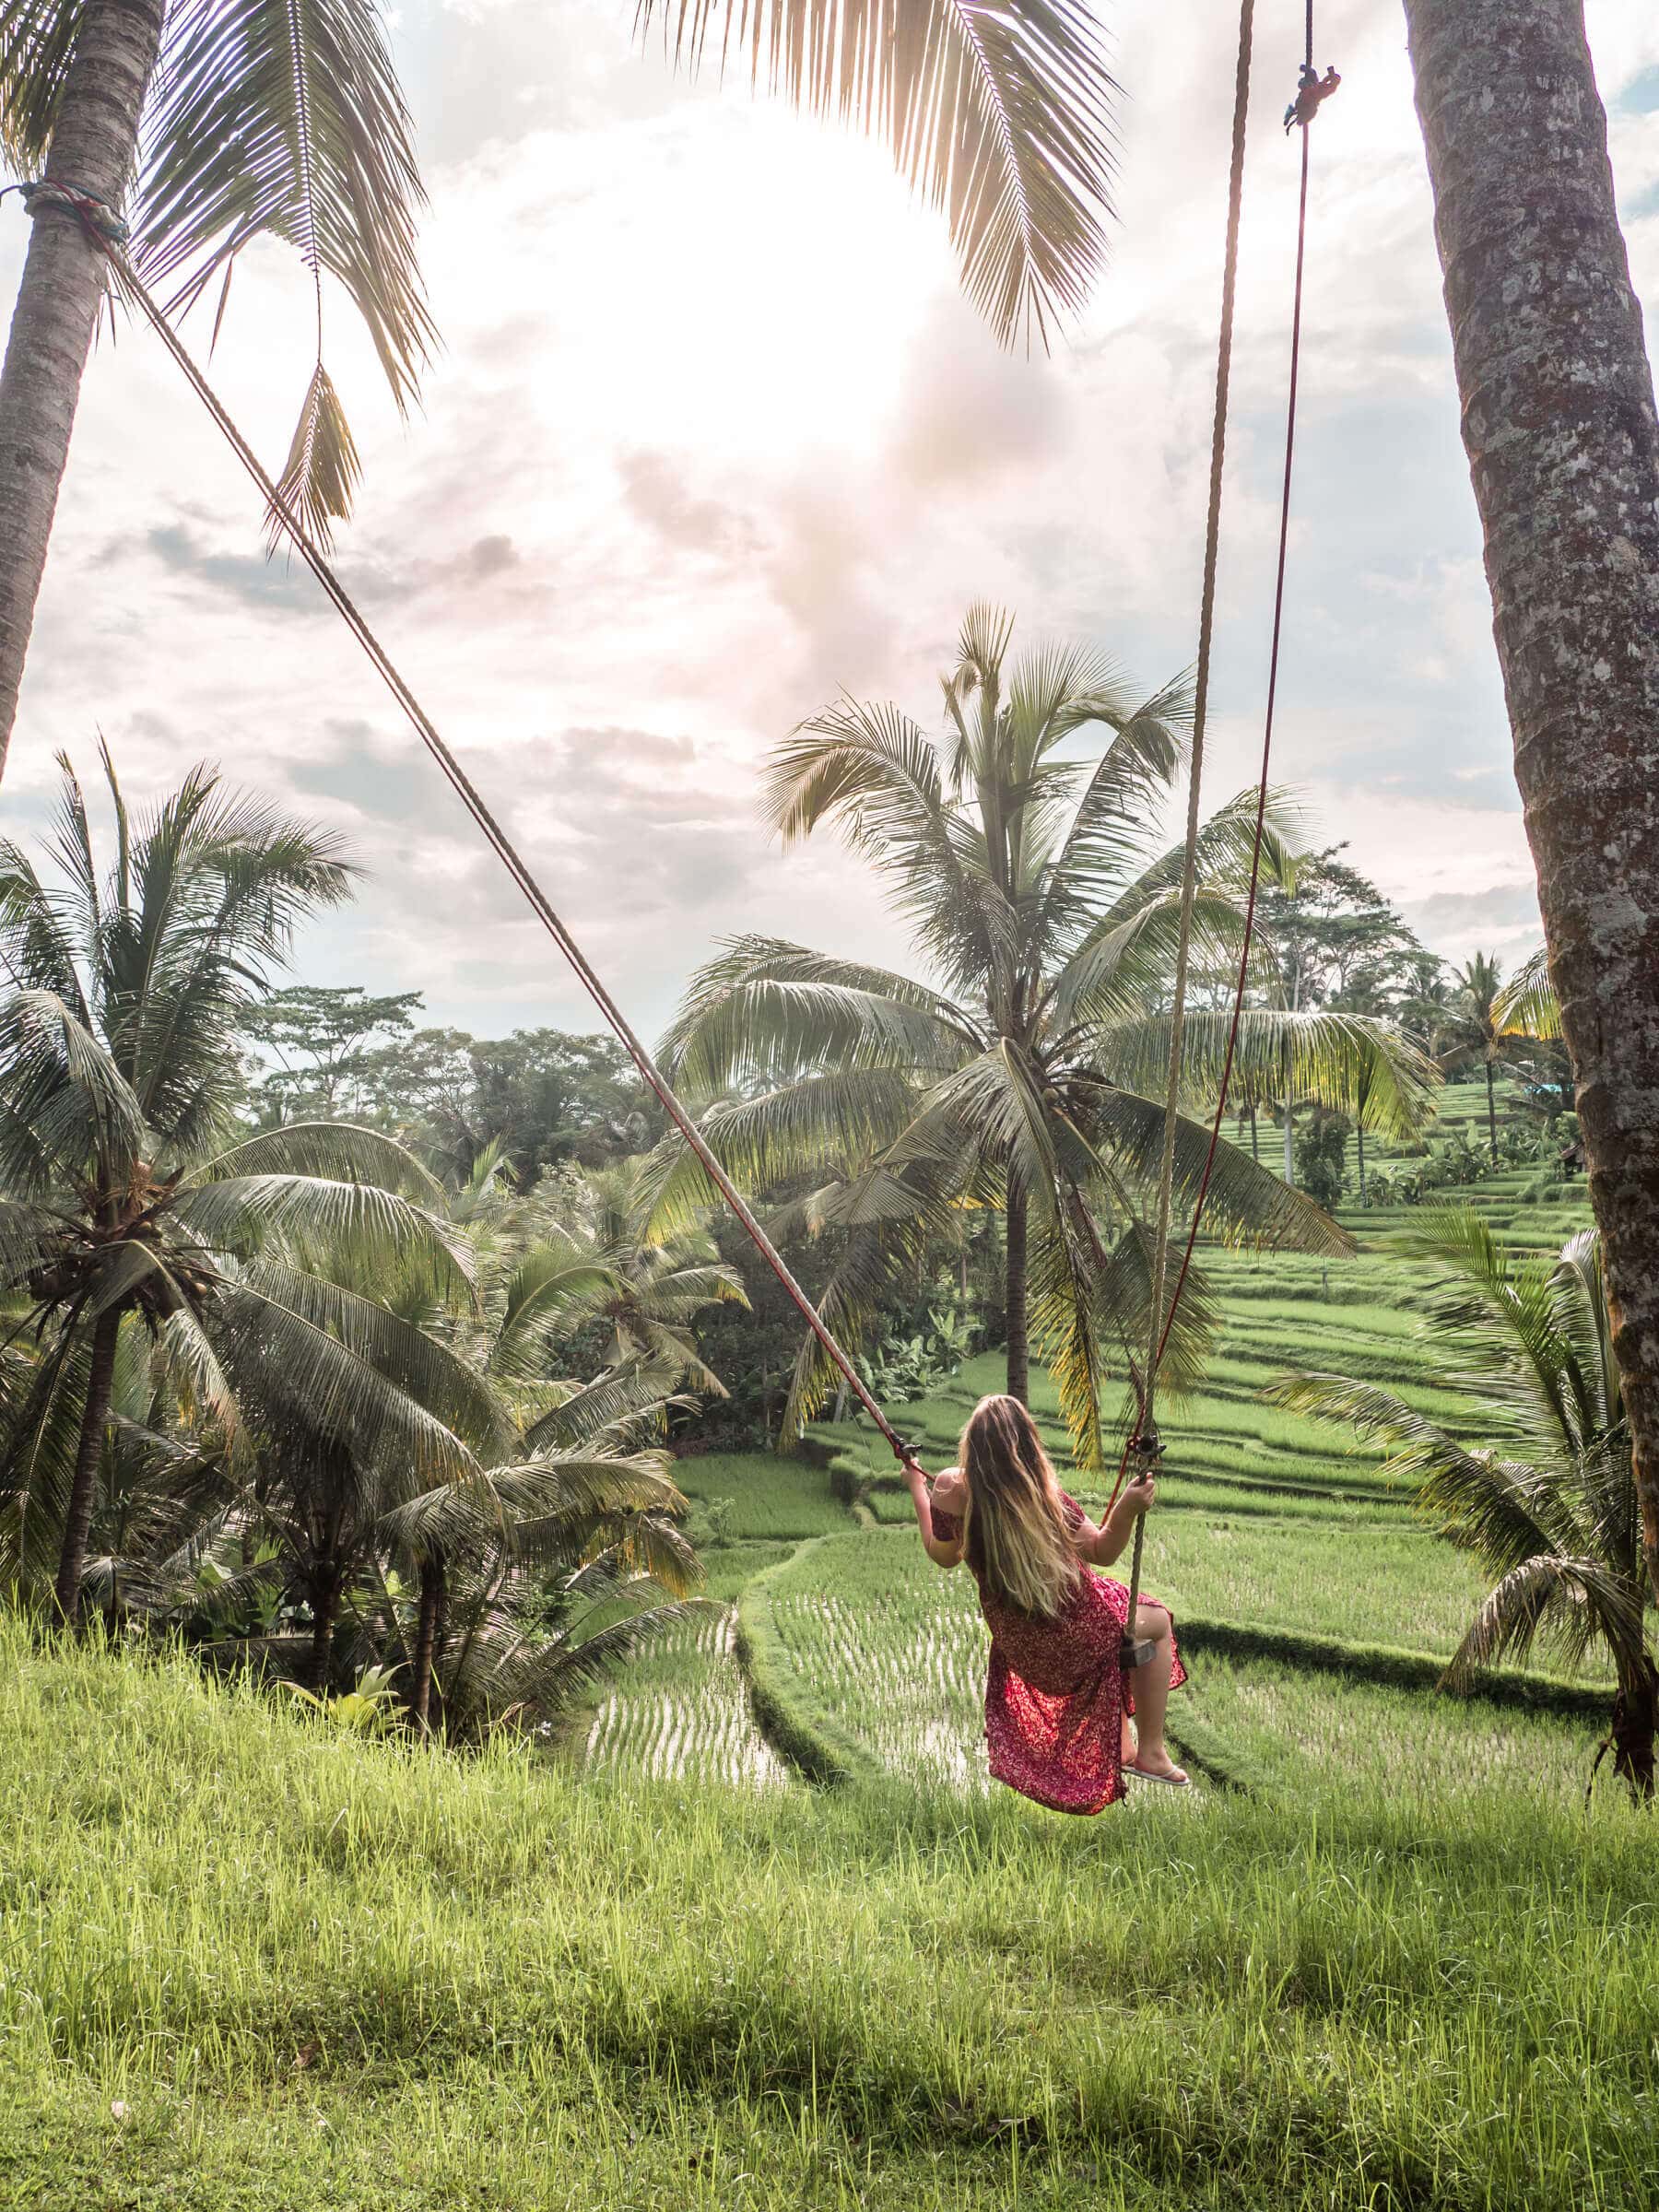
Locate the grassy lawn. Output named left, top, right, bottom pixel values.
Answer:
left=8, top=1093, right=1636, bottom=2209
left=4, top=1620, right=1655, bottom=2212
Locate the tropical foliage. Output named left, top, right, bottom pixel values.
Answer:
left=636, top=0, right=1117, bottom=347
left=0, top=751, right=734, bottom=1743
left=0, top=0, right=434, bottom=544
left=1267, top=1209, right=1656, bottom=1795
left=1437, top=952, right=1508, bottom=1163
left=654, top=605, right=1439, bottom=1466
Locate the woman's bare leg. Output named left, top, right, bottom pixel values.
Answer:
left=1129, top=1604, right=1186, bottom=1781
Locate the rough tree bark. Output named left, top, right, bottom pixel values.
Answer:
left=308, top=1569, right=344, bottom=1689
left=53, top=1304, right=121, bottom=1624
left=1608, top=1653, right=1656, bottom=1801
left=410, top=1554, right=446, bottom=1734
left=1406, top=0, right=1659, bottom=1607
left=1004, top=1182, right=1030, bottom=1406
left=0, top=0, right=167, bottom=778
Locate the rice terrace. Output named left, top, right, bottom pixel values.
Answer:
left=0, top=0, right=1655, bottom=2208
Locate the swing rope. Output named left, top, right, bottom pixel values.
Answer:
left=1116, top=0, right=1323, bottom=1654
left=16, top=0, right=1327, bottom=1589
left=13, top=176, right=923, bottom=1476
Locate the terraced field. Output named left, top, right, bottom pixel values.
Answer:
left=572, top=1120, right=1607, bottom=1806
left=584, top=1607, right=788, bottom=1790
left=670, top=1451, right=857, bottom=1537
left=735, top=1526, right=1612, bottom=1801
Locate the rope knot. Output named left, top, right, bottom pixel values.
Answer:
left=1126, top=1426, right=1164, bottom=1468
left=18, top=179, right=129, bottom=244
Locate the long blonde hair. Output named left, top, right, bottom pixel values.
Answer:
left=956, top=1394, right=1081, bottom=1619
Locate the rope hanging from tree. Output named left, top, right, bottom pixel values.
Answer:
left=8, top=5, right=1335, bottom=1585
left=1114, top=0, right=1331, bottom=1665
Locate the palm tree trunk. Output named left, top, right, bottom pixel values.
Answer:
left=1485, top=1060, right=1499, bottom=1165
left=1249, top=1106, right=1260, bottom=1165
left=53, top=1304, right=121, bottom=1624
left=1281, top=1105, right=1295, bottom=1188
left=308, top=1572, right=343, bottom=1690
left=1005, top=1182, right=1030, bottom=1405
left=1609, top=1654, right=1656, bottom=1802
left=0, top=0, right=167, bottom=776
left=1406, top=0, right=1659, bottom=1608
left=410, top=1555, right=445, bottom=1733
left=1356, top=1122, right=1367, bottom=1206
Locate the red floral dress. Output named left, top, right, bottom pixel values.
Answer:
left=930, top=1488, right=1186, bottom=1815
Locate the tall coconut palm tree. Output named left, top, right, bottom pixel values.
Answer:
left=654, top=606, right=1438, bottom=1465
left=356, top=1152, right=742, bottom=1726
left=0, top=745, right=486, bottom=1623
left=1403, top=0, right=1659, bottom=1609
left=1268, top=1210, right=1656, bottom=1797
left=0, top=0, right=1117, bottom=778
left=381, top=1374, right=704, bottom=1743
left=1440, top=951, right=1506, bottom=1164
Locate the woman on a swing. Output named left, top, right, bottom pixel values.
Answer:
left=910, top=1393, right=1189, bottom=1808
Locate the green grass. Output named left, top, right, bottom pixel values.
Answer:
left=4, top=1618, right=1656, bottom=2211
left=671, top=1450, right=857, bottom=1540
left=1182, top=1652, right=1607, bottom=1802
left=5, top=1104, right=1630, bottom=2208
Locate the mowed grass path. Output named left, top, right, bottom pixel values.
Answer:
left=4, top=1622, right=1655, bottom=2212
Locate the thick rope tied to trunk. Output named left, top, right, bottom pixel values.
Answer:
left=4, top=178, right=130, bottom=241
left=6, top=182, right=925, bottom=1477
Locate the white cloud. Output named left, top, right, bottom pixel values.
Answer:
left=3, top=0, right=1655, bottom=1037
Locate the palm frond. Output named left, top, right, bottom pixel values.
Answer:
left=195, top=1119, right=441, bottom=1200
left=1493, top=946, right=1561, bottom=1041
left=217, top=1261, right=502, bottom=1471
left=0, top=1322, right=88, bottom=1589
left=265, top=359, right=360, bottom=552
left=521, top=1359, right=688, bottom=1455
left=1030, top=671, right=1193, bottom=924
left=1265, top=1371, right=1567, bottom=1567
left=637, top=1069, right=923, bottom=1240
left=1103, top=1007, right=1440, bottom=1140
left=1444, top=1552, right=1648, bottom=1688
left=0, top=987, right=146, bottom=1185
left=0, top=0, right=81, bottom=171
left=639, top=0, right=1116, bottom=348
left=135, top=0, right=433, bottom=547
left=661, top=936, right=974, bottom=1097
left=1046, top=887, right=1265, bottom=1041
left=0, top=831, right=93, bottom=1016
left=172, top=1173, right=475, bottom=1306
left=1071, top=1077, right=1352, bottom=1257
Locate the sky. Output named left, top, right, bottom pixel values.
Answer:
left=3, top=0, right=1658, bottom=1044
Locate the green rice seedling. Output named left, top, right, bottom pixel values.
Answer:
left=1183, top=1653, right=1604, bottom=1801
left=583, top=1606, right=790, bottom=1790
left=671, top=1451, right=854, bottom=1539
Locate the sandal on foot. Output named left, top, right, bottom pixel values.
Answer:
left=1128, top=1759, right=1190, bottom=1788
